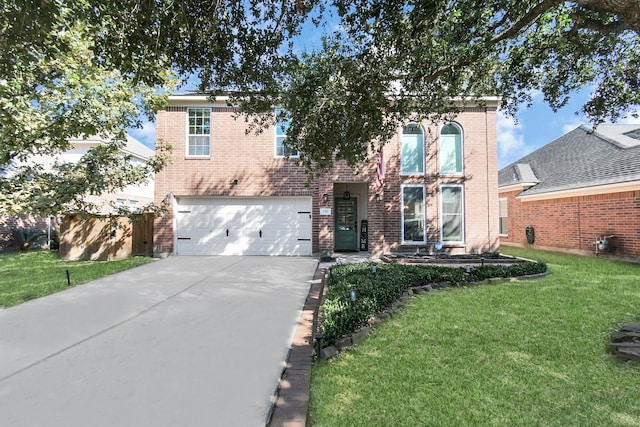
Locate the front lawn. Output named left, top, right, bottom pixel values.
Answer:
left=0, top=250, right=155, bottom=308
left=309, top=247, right=640, bottom=426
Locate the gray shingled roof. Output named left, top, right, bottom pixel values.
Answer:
left=498, top=124, right=640, bottom=196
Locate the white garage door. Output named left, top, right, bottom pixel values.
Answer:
left=175, top=197, right=312, bottom=256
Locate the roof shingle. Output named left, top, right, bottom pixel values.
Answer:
left=498, top=124, right=640, bottom=196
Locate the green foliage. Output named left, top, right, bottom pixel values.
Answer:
left=310, top=248, right=640, bottom=426
left=320, top=261, right=547, bottom=343
left=10, top=227, right=45, bottom=251
left=48, top=231, right=60, bottom=251
left=0, top=4, right=175, bottom=216
left=0, top=250, right=154, bottom=307
left=242, top=0, right=640, bottom=175
left=2, top=1, right=639, bottom=187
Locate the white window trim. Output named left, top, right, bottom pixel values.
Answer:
left=400, top=123, right=425, bottom=176
left=186, top=107, right=211, bottom=158
left=440, top=184, right=465, bottom=244
left=274, top=109, right=299, bottom=158
left=401, top=184, right=427, bottom=245
left=439, top=122, right=464, bottom=176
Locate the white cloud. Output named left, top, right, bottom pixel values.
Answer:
left=128, top=117, right=156, bottom=149
left=497, top=110, right=528, bottom=168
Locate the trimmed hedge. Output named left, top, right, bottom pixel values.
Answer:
left=320, top=261, right=547, bottom=344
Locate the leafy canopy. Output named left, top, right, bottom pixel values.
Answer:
left=1, top=0, right=639, bottom=212
left=247, top=0, right=640, bottom=174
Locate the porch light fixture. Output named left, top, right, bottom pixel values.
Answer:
left=343, top=191, right=350, bottom=200
left=231, top=179, right=239, bottom=185
left=322, top=193, right=329, bottom=203
left=375, top=193, right=381, bottom=202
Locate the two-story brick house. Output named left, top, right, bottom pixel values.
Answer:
left=153, top=95, right=500, bottom=257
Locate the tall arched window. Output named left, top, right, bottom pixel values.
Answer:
left=440, top=123, right=463, bottom=174
left=401, top=123, right=425, bottom=175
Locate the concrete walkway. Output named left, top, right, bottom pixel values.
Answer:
left=0, top=256, right=318, bottom=427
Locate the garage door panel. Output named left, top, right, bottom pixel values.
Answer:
left=175, top=197, right=312, bottom=256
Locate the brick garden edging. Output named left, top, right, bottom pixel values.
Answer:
left=267, top=264, right=328, bottom=427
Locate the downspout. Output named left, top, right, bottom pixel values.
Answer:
left=485, top=108, right=491, bottom=251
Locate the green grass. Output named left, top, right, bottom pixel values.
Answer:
left=309, top=247, right=640, bottom=426
left=0, top=250, right=155, bottom=308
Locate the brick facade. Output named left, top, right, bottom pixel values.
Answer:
left=0, top=215, right=56, bottom=251
left=499, top=187, right=640, bottom=260
left=154, top=96, right=500, bottom=256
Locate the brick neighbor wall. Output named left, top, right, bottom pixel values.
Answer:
left=500, top=188, right=640, bottom=261
left=0, top=215, right=55, bottom=251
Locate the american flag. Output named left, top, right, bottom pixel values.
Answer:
left=374, top=149, right=384, bottom=191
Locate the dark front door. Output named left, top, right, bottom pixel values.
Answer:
left=335, top=198, right=358, bottom=251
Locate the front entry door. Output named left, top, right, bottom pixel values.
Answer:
left=334, top=198, right=358, bottom=251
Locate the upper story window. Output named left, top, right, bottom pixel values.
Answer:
left=275, top=109, right=299, bottom=158
left=440, top=123, right=463, bottom=174
left=401, top=123, right=424, bottom=175
left=187, top=108, right=211, bottom=157
left=441, top=184, right=464, bottom=243
left=401, top=184, right=426, bottom=244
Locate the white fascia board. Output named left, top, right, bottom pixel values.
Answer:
left=517, top=180, right=640, bottom=202
left=168, top=94, right=232, bottom=106
left=498, top=183, right=530, bottom=193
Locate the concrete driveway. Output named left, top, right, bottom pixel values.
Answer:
left=0, top=256, right=318, bottom=427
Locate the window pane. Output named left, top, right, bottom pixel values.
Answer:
left=499, top=198, right=508, bottom=234
left=403, top=186, right=425, bottom=242
left=401, top=125, right=424, bottom=174
left=275, top=109, right=298, bottom=157
left=188, top=108, right=211, bottom=156
left=189, top=136, right=210, bottom=156
left=442, top=186, right=463, bottom=241
left=440, top=124, right=463, bottom=174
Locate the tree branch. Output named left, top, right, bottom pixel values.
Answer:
left=492, top=0, right=563, bottom=43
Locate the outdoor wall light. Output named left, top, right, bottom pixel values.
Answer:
left=231, top=179, right=239, bottom=185
left=322, top=193, right=329, bottom=202
left=343, top=191, right=350, bottom=200
left=375, top=193, right=381, bottom=202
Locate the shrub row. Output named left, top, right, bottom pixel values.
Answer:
left=319, top=261, right=547, bottom=344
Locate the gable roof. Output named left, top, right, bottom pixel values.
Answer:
left=68, top=134, right=154, bottom=161
left=498, top=124, right=640, bottom=197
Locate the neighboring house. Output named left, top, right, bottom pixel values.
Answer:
left=498, top=124, right=640, bottom=260
left=153, top=95, right=500, bottom=257
left=0, top=134, right=154, bottom=251
left=35, top=134, right=155, bottom=212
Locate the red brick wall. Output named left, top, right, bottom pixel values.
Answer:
left=154, top=105, right=319, bottom=255
left=378, top=107, right=499, bottom=254
left=0, top=215, right=55, bottom=251
left=499, top=188, right=640, bottom=260
left=154, top=101, right=499, bottom=256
